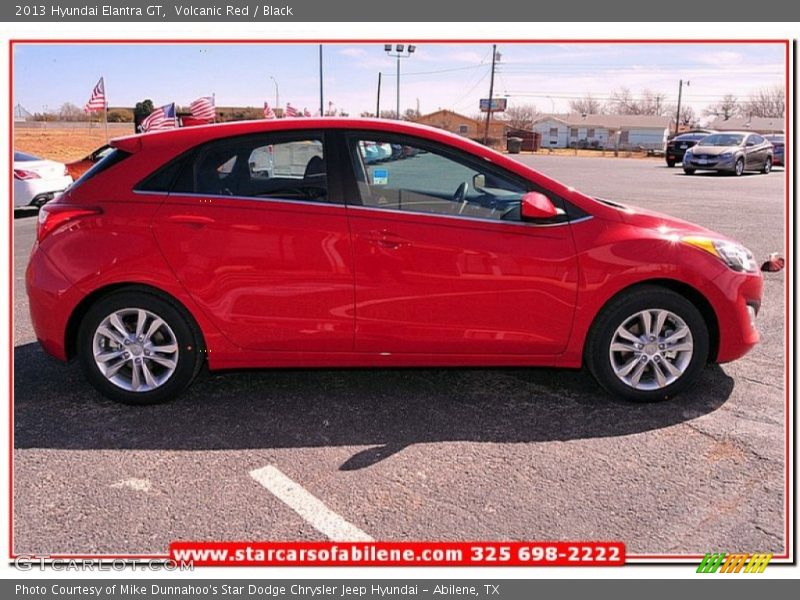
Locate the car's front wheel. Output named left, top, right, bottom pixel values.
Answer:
left=683, top=168, right=695, bottom=175
left=77, top=290, right=204, bottom=404
left=734, top=157, right=745, bottom=176
left=585, top=286, right=709, bottom=402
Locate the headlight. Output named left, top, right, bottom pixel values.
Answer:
left=720, top=152, right=733, bottom=159
left=684, top=149, right=693, bottom=156
left=682, top=236, right=758, bottom=273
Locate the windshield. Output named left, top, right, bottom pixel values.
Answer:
left=699, top=134, right=744, bottom=147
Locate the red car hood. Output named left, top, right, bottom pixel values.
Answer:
left=594, top=197, right=723, bottom=238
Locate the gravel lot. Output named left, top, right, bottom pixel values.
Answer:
left=12, top=155, right=787, bottom=558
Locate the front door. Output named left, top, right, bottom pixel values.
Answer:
left=342, top=133, right=580, bottom=356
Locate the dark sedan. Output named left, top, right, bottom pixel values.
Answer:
left=764, top=134, right=784, bottom=166
left=683, top=132, right=773, bottom=176
left=665, top=131, right=713, bottom=168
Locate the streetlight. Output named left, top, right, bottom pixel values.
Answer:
left=384, top=43, right=416, bottom=119
left=269, top=75, right=280, bottom=108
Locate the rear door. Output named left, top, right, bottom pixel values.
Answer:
left=340, top=131, right=580, bottom=357
left=149, top=131, right=355, bottom=352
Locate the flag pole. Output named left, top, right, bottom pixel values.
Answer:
left=103, top=77, right=109, bottom=142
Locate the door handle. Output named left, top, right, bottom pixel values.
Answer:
left=167, top=214, right=216, bottom=228
left=358, top=230, right=410, bottom=249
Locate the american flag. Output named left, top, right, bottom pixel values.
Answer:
left=263, top=102, right=276, bottom=119
left=285, top=103, right=298, bottom=118
left=303, top=107, right=312, bottom=117
left=142, top=103, right=177, bottom=132
left=84, top=77, right=106, bottom=113
left=189, top=96, right=215, bottom=121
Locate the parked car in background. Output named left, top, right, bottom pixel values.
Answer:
left=65, top=144, right=113, bottom=180
left=764, top=134, right=784, bottom=166
left=13, top=151, right=73, bottom=208
left=27, top=118, right=763, bottom=405
left=683, top=132, right=773, bottom=176
left=665, top=131, right=712, bottom=168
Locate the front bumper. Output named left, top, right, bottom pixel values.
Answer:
left=711, top=268, right=763, bottom=363
left=684, top=154, right=737, bottom=171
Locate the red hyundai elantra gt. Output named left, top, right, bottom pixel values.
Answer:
left=26, top=119, right=763, bottom=404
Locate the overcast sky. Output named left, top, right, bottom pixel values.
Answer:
left=13, top=42, right=785, bottom=119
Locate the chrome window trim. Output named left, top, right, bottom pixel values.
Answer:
left=136, top=190, right=345, bottom=209
left=345, top=203, right=592, bottom=228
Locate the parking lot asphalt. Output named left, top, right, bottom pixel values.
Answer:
left=12, top=155, right=787, bottom=557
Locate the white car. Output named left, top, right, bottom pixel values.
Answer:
left=13, top=151, right=73, bottom=208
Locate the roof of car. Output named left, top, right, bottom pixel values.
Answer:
left=113, top=118, right=482, bottom=153
left=108, top=117, right=592, bottom=211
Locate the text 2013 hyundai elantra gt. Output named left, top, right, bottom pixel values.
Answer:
left=26, top=118, right=763, bottom=404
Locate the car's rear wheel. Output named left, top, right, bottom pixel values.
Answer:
left=77, top=291, right=203, bottom=404
left=734, top=157, right=745, bottom=176
left=761, top=157, right=772, bottom=174
left=585, top=286, right=709, bottom=402
left=666, top=160, right=676, bottom=168
left=683, top=168, right=695, bottom=175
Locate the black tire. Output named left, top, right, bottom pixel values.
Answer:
left=734, top=157, right=744, bottom=176
left=683, top=168, right=695, bottom=175
left=77, top=290, right=204, bottom=405
left=666, top=160, right=676, bottom=168
left=761, top=157, right=772, bottom=174
left=585, top=286, right=709, bottom=402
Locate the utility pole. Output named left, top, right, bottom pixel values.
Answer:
left=319, top=44, right=324, bottom=117
left=674, top=79, right=689, bottom=136
left=483, top=44, right=497, bottom=145
left=376, top=72, right=382, bottom=117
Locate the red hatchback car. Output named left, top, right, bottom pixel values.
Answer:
left=26, top=118, right=763, bottom=404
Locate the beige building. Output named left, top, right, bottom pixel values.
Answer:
left=707, top=116, right=784, bottom=134
left=414, top=109, right=507, bottom=143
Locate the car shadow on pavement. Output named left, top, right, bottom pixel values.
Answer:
left=13, top=342, right=735, bottom=470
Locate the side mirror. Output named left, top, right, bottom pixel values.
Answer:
left=521, top=191, right=558, bottom=220
left=746, top=140, right=755, bottom=147
left=473, top=173, right=486, bottom=189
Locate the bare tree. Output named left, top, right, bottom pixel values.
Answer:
left=740, top=86, right=785, bottom=118
left=678, top=105, right=697, bottom=128
left=607, top=87, right=639, bottom=115
left=403, top=108, right=421, bottom=121
left=639, top=89, right=672, bottom=116
left=502, top=103, right=539, bottom=130
left=569, top=94, right=603, bottom=115
left=607, top=88, right=672, bottom=116
left=59, top=102, right=86, bottom=122
left=379, top=109, right=399, bottom=120
left=704, top=94, right=739, bottom=121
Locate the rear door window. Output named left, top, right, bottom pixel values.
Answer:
left=176, top=134, right=327, bottom=202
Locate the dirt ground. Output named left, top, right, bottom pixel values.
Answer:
left=14, top=126, right=135, bottom=163
left=15, top=125, right=662, bottom=164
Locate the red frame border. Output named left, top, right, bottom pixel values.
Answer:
left=8, top=38, right=792, bottom=565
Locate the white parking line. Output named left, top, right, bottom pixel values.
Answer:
left=249, top=465, right=373, bottom=542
